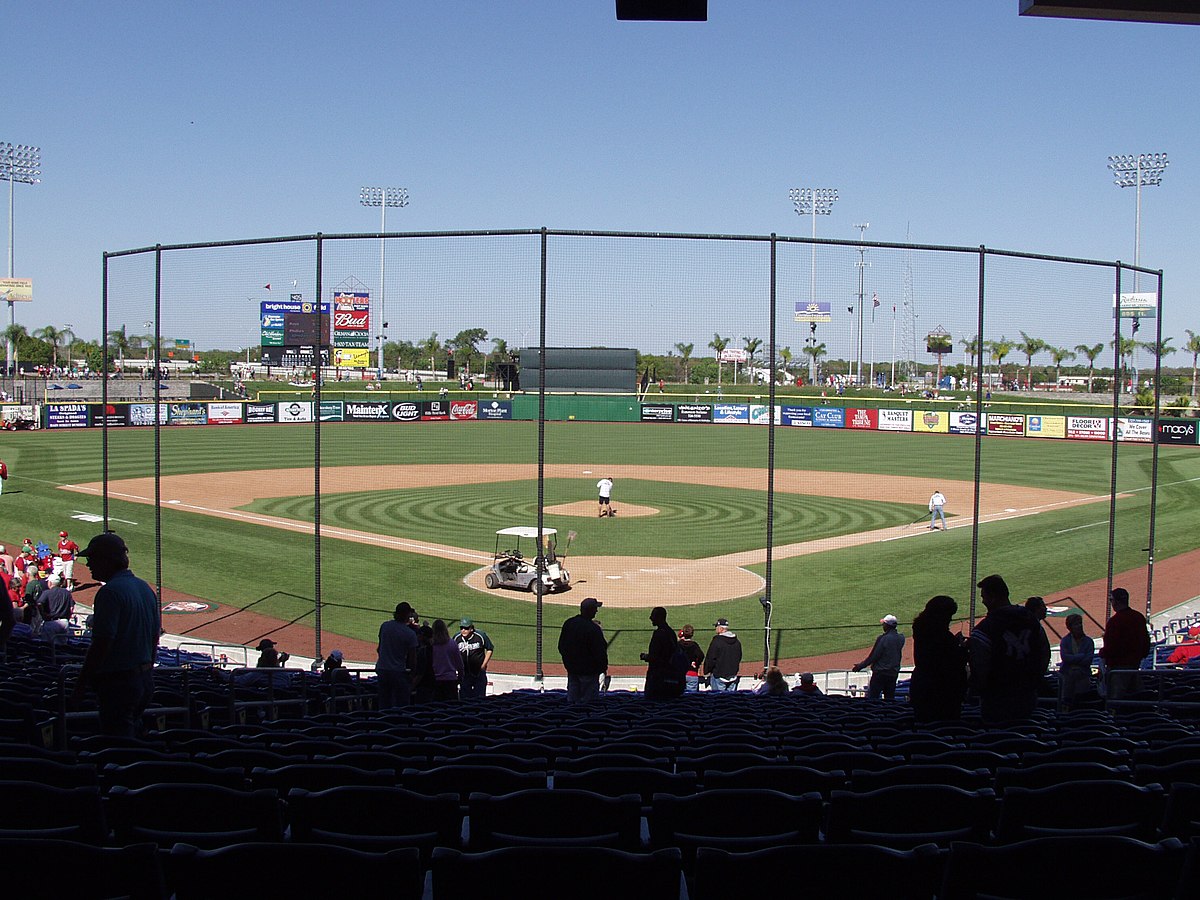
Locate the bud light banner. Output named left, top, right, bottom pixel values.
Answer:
left=813, top=407, right=845, bottom=429
left=478, top=400, right=513, bottom=420
left=344, top=401, right=392, bottom=422
left=46, top=403, right=89, bottom=429
left=780, top=406, right=813, bottom=427
left=714, top=403, right=749, bottom=424
left=450, top=401, right=479, bottom=421
left=390, top=401, right=421, bottom=422
left=676, top=403, right=713, bottom=423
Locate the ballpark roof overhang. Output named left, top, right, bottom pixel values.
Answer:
left=1019, top=0, right=1200, bottom=24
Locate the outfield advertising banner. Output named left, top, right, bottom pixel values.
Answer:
left=390, top=401, right=421, bottom=422
left=640, top=403, right=674, bottom=422
left=780, top=406, right=813, bottom=427
left=245, top=402, right=277, bottom=424
left=914, top=411, right=948, bottom=434
left=949, top=411, right=983, bottom=435
left=749, top=405, right=770, bottom=425
left=986, top=414, right=1025, bottom=437
left=278, top=401, right=314, bottom=423
left=207, top=402, right=244, bottom=425
left=333, top=349, right=371, bottom=367
left=1026, top=415, right=1066, bottom=439
left=450, top=401, right=479, bottom=421
left=478, top=400, right=513, bottom=420
left=676, top=404, right=713, bottom=423
left=98, top=404, right=129, bottom=427
left=344, top=401, right=392, bottom=422
left=129, top=403, right=169, bottom=426
left=422, top=400, right=451, bottom=421
left=846, top=408, right=878, bottom=430
left=714, top=403, right=749, bottom=424
left=46, top=403, right=89, bottom=429
left=813, top=407, right=845, bottom=429
left=1067, top=416, right=1107, bottom=441
left=878, top=409, right=913, bottom=432
left=319, top=401, right=344, bottom=422
left=1157, top=418, right=1198, bottom=445
left=1114, top=418, right=1152, bottom=443
left=169, top=403, right=208, bottom=426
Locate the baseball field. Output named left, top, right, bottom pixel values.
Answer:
left=3, top=416, right=1197, bottom=667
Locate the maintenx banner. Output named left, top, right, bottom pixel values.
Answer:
left=344, top=401, right=392, bottom=422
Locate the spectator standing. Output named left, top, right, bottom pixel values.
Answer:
left=1059, top=614, right=1095, bottom=708
left=0, top=545, right=12, bottom=575
left=677, top=625, right=705, bottom=692
left=0, top=457, right=7, bottom=496
left=453, top=618, right=493, bottom=700
left=1099, top=587, right=1151, bottom=700
left=431, top=619, right=464, bottom=702
left=70, top=532, right=160, bottom=738
left=38, top=574, right=75, bottom=643
left=412, top=625, right=435, bottom=704
left=641, top=606, right=683, bottom=700
left=909, top=595, right=967, bottom=722
left=853, top=614, right=907, bottom=701
left=704, top=618, right=743, bottom=692
left=0, top=568, right=14, bottom=661
left=376, top=601, right=419, bottom=709
left=968, top=574, right=1051, bottom=722
left=558, top=597, right=608, bottom=704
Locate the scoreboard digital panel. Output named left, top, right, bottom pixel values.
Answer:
left=283, top=312, right=330, bottom=345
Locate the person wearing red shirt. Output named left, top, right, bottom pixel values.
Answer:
left=1100, top=587, right=1151, bottom=699
left=58, top=531, right=81, bottom=590
left=1168, top=642, right=1200, bottom=666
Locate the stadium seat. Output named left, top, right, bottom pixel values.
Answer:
left=555, top=752, right=673, bottom=773
left=0, top=838, right=165, bottom=900
left=0, top=756, right=98, bottom=787
left=249, top=762, right=397, bottom=792
left=702, top=764, right=847, bottom=797
left=994, top=781, right=1166, bottom=842
left=994, top=762, right=1132, bottom=792
left=674, top=752, right=789, bottom=776
left=0, top=782, right=107, bottom=843
left=554, top=766, right=697, bottom=805
left=468, top=788, right=642, bottom=851
left=287, top=785, right=461, bottom=861
left=801, top=750, right=905, bottom=773
left=826, top=785, right=996, bottom=849
left=1134, top=759, right=1200, bottom=789
left=401, top=764, right=545, bottom=800
left=849, top=764, right=991, bottom=793
left=433, top=752, right=550, bottom=774
left=940, top=836, right=1186, bottom=900
left=431, top=846, right=682, bottom=900
left=693, top=843, right=946, bottom=900
left=100, top=760, right=248, bottom=792
left=1161, top=783, right=1200, bottom=841
left=169, top=842, right=422, bottom=900
left=1021, top=745, right=1129, bottom=768
left=107, top=783, right=283, bottom=848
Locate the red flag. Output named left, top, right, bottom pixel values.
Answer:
left=264, top=284, right=271, bottom=291
left=872, top=292, right=880, bottom=308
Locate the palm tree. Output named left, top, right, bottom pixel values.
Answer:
left=1140, top=337, right=1175, bottom=392
left=674, top=342, right=694, bottom=383
left=421, top=332, right=440, bottom=375
left=1110, top=336, right=1139, bottom=391
left=1185, top=330, right=1200, bottom=399
left=34, top=325, right=71, bottom=368
left=708, top=333, right=729, bottom=387
left=778, top=346, right=793, bottom=383
left=1048, top=346, right=1076, bottom=387
left=3, top=323, right=28, bottom=375
left=1074, top=343, right=1104, bottom=392
left=960, top=335, right=980, bottom=390
left=1017, top=331, right=1046, bottom=389
left=988, top=337, right=1014, bottom=387
left=108, top=325, right=132, bottom=373
left=743, top=336, right=763, bottom=384
left=490, top=337, right=509, bottom=382
left=801, top=342, right=827, bottom=382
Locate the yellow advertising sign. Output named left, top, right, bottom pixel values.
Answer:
left=334, top=348, right=371, bottom=368
left=914, top=410, right=948, bottom=433
left=1026, top=414, right=1066, bottom=439
left=0, top=278, right=33, bottom=302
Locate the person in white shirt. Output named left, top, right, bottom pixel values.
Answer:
left=928, top=490, right=947, bottom=530
left=597, top=476, right=614, bottom=518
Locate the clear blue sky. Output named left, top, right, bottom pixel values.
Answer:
left=5, top=1, right=1198, bottom=359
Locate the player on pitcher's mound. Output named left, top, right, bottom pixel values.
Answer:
left=597, top=476, right=614, bottom=518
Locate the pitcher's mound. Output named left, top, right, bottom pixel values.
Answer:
left=543, top=501, right=659, bottom=518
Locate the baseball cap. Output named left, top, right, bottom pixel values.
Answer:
left=460, top=617, right=474, bottom=629
left=580, top=597, right=602, bottom=614
left=59, top=531, right=68, bottom=538
left=329, top=649, right=343, bottom=661
left=881, top=614, right=898, bottom=626
left=78, top=532, right=128, bottom=559
left=714, top=617, right=730, bottom=627
left=255, top=639, right=277, bottom=651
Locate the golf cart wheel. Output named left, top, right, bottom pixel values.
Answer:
left=484, top=573, right=498, bottom=589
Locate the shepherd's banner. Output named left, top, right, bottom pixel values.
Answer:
left=478, top=400, right=513, bottom=420
left=278, top=400, right=314, bottom=423
left=207, top=402, right=244, bottom=425
left=0, top=277, right=33, bottom=302
left=1067, top=416, right=1107, bottom=441
left=780, top=405, right=813, bottom=427
left=794, top=301, right=832, bottom=323
left=1026, top=415, right=1066, bottom=439
left=812, top=407, right=845, bottom=429
left=244, top=402, right=277, bottom=424
left=877, top=408, right=913, bottom=432
left=846, top=408, right=878, bottom=430
left=129, top=403, right=169, bottom=426
left=169, top=403, right=208, bottom=426
left=713, top=403, right=749, bottom=424
left=949, top=411, right=984, bottom=435
left=1114, top=418, right=1153, bottom=443
left=46, top=403, right=89, bottom=429
left=1115, top=291, right=1157, bottom=319
left=676, top=403, right=713, bottom=423
left=986, top=414, right=1025, bottom=437
left=914, top=411, right=948, bottom=433
left=1157, top=418, right=1198, bottom=445
left=640, top=403, right=674, bottom=422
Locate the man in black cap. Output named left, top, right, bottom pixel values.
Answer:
left=376, top=601, right=419, bottom=709
left=968, top=573, right=1050, bottom=722
left=70, top=532, right=160, bottom=737
left=254, top=638, right=289, bottom=668
left=704, top=617, right=743, bottom=692
left=558, top=597, right=608, bottom=704
left=454, top=617, right=494, bottom=700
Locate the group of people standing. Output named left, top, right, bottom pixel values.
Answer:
left=375, top=602, right=494, bottom=708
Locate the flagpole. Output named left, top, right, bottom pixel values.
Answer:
left=890, top=304, right=897, bottom=387
left=870, top=292, right=878, bottom=387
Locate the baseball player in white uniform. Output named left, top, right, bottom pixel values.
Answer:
left=597, top=477, right=614, bottom=518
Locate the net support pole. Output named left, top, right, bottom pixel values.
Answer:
left=968, top=246, right=986, bottom=627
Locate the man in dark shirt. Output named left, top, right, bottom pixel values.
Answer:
left=454, top=617, right=494, bottom=700
left=968, top=574, right=1050, bottom=722
left=1100, top=587, right=1151, bottom=700
left=704, top=617, right=743, bottom=692
left=558, top=597, right=608, bottom=704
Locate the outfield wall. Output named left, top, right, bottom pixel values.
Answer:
left=36, top=398, right=1199, bottom=445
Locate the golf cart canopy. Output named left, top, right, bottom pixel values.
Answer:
left=496, top=527, right=557, bottom=539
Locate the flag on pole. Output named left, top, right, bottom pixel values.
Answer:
left=872, top=292, right=880, bottom=322
left=264, top=284, right=271, bottom=291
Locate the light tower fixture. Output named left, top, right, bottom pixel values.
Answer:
left=2, top=141, right=40, bottom=377
left=790, top=187, right=839, bottom=384
left=359, top=186, right=409, bottom=379
left=1107, top=152, right=1168, bottom=290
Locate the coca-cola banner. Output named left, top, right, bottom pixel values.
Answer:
left=450, top=401, right=478, bottom=420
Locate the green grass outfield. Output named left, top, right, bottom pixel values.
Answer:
left=3, top=420, right=1198, bottom=665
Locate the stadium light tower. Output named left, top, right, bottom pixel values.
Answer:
left=2, top=142, right=40, bottom=377
left=1107, top=153, right=1168, bottom=292
left=359, top=186, right=409, bottom=379
left=790, top=187, right=838, bottom=383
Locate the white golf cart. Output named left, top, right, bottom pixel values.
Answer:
left=484, top=526, right=571, bottom=593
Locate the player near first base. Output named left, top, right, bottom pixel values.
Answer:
left=58, top=531, right=81, bottom=590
